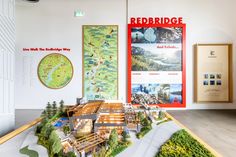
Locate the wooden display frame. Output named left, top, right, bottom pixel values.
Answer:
left=194, top=44, right=233, bottom=103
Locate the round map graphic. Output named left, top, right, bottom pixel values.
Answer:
left=38, top=53, right=73, bottom=89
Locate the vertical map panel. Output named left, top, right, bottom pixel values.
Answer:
left=83, top=25, right=118, bottom=100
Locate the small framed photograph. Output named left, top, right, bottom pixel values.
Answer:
left=194, top=44, right=233, bottom=102
left=210, top=80, right=215, bottom=85
left=216, top=80, right=222, bottom=85
left=216, top=74, right=221, bottom=79
left=210, top=74, right=215, bottom=79
left=203, top=80, right=208, bottom=85
left=204, top=74, right=208, bottom=79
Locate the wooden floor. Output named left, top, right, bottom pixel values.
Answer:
left=169, top=110, right=236, bottom=157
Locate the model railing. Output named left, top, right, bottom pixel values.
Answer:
left=0, top=117, right=42, bottom=144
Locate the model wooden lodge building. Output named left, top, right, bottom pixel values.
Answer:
left=67, top=100, right=126, bottom=138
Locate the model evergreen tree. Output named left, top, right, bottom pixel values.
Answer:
left=59, top=100, right=65, bottom=113
left=122, top=131, right=128, bottom=142
left=40, top=110, right=47, bottom=118
left=52, top=101, right=57, bottom=116
left=46, top=102, right=53, bottom=118
left=108, top=129, right=118, bottom=150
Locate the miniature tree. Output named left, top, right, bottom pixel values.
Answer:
left=46, top=102, right=53, bottom=119
left=49, top=130, right=62, bottom=156
left=159, top=110, right=165, bottom=119
left=92, top=146, right=107, bottom=157
left=36, top=117, right=48, bottom=134
left=49, top=130, right=57, bottom=147
left=40, top=123, right=54, bottom=142
left=63, top=125, right=70, bottom=136
left=41, top=117, right=49, bottom=125
left=122, top=131, right=128, bottom=142
left=108, top=129, right=118, bottom=150
left=141, top=118, right=150, bottom=127
left=137, top=112, right=144, bottom=121
left=52, top=101, right=57, bottom=116
left=41, top=110, right=46, bottom=117
left=66, top=151, right=76, bottom=157
left=59, top=100, right=65, bottom=113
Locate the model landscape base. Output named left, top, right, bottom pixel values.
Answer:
left=0, top=98, right=215, bottom=157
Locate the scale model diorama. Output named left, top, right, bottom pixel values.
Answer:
left=22, top=98, right=162, bottom=157
left=18, top=98, right=214, bottom=157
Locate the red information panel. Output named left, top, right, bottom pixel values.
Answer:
left=127, top=18, right=186, bottom=108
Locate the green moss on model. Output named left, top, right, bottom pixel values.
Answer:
left=156, top=129, right=215, bottom=157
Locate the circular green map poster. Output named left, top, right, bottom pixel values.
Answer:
left=38, top=53, right=73, bottom=89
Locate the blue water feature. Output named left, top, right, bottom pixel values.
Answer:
left=60, top=117, right=68, bottom=121
left=54, top=121, right=63, bottom=127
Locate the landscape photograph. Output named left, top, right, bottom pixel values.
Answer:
left=132, top=44, right=182, bottom=71
left=131, top=83, right=171, bottom=105
left=131, top=27, right=182, bottom=44
left=156, top=27, right=182, bottom=43
left=169, top=84, right=182, bottom=104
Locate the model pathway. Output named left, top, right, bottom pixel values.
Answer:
left=117, top=121, right=181, bottom=157
left=0, top=127, right=34, bottom=157
left=21, top=130, right=48, bottom=157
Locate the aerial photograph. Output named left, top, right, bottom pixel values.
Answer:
left=131, top=44, right=182, bottom=71
left=131, top=84, right=172, bottom=105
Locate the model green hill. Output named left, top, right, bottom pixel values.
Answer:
left=157, top=129, right=215, bottom=157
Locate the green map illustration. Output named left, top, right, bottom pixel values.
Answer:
left=38, top=53, right=73, bottom=89
left=83, top=25, right=118, bottom=100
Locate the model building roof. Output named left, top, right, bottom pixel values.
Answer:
left=67, top=101, right=124, bottom=118
left=98, top=103, right=124, bottom=113
left=67, top=100, right=103, bottom=117
left=95, top=113, right=126, bottom=125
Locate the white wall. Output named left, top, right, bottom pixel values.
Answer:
left=15, top=0, right=236, bottom=109
left=0, top=0, right=15, bottom=136
left=15, top=0, right=127, bottom=109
